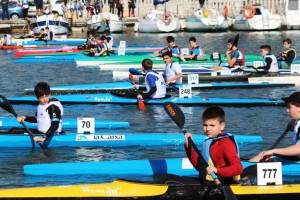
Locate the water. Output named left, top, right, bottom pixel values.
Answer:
left=1, top=30, right=300, bottom=188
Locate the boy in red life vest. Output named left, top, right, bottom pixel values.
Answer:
left=184, top=106, right=243, bottom=184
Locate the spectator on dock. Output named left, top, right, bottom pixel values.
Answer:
left=128, top=0, right=135, bottom=17
left=21, top=0, right=29, bottom=19
left=116, top=0, right=123, bottom=18
left=35, top=0, right=44, bottom=17
left=1, top=0, right=10, bottom=20
left=277, top=38, right=296, bottom=66
left=109, top=0, right=115, bottom=14
left=94, top=0, right=101, bottom=14
left=74, top=0, right=83, bottom=19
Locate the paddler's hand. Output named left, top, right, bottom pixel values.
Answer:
left=134, top=84, right=139, bottom=90
left=206, top=165, right=217, bottom=175
left=184, top=133, right=193, bottom=147
left=137, top=94, right=143, bottom=100
left=33, top=136, right=46, bottom=143
left=17, top=116, right=26, bottom=123
left=226, top=49, right=231, bottom=57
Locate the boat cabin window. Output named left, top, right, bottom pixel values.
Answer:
left=288, top=0, right=299, bottom=10
left=255, top=8, right=262, bottom=15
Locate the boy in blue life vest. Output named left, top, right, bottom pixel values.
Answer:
left=154, top=36, right=180, bottom=58
left=185, top=106, right=243, bottom=184
left=16, top=82, right=63, bottom=146
left=182, top=37, right=205, bottom=60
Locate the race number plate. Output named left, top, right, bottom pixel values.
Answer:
left=257, top=162, right=282, bottom=185
left=291, top=64, right=300, bottom=74
left=179, top=86, right=192, bottom=98
left=77, top=117, right=95, bottom=134
left=188, top=74, right=199, bottom=84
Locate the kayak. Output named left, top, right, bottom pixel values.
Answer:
left=14, top=48, right=83, bottom=57
left=7, top=93, right=285, bottom=106
left=23, top=81, right=295, bottom=95
left=12, top=51, right=154, bottom=63
left=0, top=132, right=261, bottom=148
left=0, top=117, right=130, bottom=129
left=1, top=178, right=300, bottom=200
left=248, top=74, right=300, bottom=86
left=76, top=53, right=263, bottom=68
left=23, top=157, right=298, bottom=176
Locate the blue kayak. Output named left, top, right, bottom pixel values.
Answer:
left=23, top=157, right=298, bottom=176
left=8, top=93, right=285, bottom=106
left=23, top=81, right=295, bottom=95
left=0, top=117, right=130, bottom=129
left=0, top=133, right=261, bottom=148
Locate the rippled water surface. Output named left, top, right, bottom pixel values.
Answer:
left=0, top=30, right=300, bottom=188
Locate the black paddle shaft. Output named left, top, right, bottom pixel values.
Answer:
left=0, top=95, right=50, bottom=156
left=218, top=34, right=240, bottom=66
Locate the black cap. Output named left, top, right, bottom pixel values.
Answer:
left=282, top=92, right=300, bottom=104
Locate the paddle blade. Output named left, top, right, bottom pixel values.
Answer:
left=138, top=99, right=146, bottom=111
left=163, top=102, right=185, bottom=130
left=0, top=95, right=17, bottom=117
left=129, top=73, right=136, bottom=85
left=232, top=33, right=240, bottom=47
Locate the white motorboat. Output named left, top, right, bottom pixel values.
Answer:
left=135, top=10, right=180, bottom=33
left=285, top=0, right=300, bottom=30
left=232, top=5, right=282, bottom=31
left=31, top=14, right=71, bottom=35
left=86, top=13, right=123, bottom=33
left=181, top=8, right=229, bottom=32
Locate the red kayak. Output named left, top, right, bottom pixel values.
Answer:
left=14, top=48, right=82, bottom=57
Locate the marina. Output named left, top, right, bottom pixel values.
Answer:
left=1, top=0, right=300, bottom=197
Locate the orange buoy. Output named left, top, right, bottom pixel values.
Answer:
left=243, top=5, right=255, bottom=19
left=161, top=12, right=173, bottom=24
left=223, top=5, right=228, bottom=18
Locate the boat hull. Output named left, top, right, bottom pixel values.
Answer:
left=0, top=133, right=261, bottom=148
left=248, top=74, right=300, bottom=86
left=184, top=17, right=228, bottom=32
left=1, top=179, right=300, bottom=200
left=0, top=117, right=129, bottom=129
left=23, top=157, right=299, bottom=177
left=7, top=93, right=284, bottom=106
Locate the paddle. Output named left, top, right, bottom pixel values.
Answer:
left=0, top=95, right=50, bottom=156
left=129, top=73, right=146, bottom=111
left=163, top=102, right=238, bottom=200
left=217, top=34, right=240, bottom=67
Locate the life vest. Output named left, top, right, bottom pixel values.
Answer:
left=191, top=45, right=204, bottom=60
left=169, top=45, right=180, bottom=57
left=86, top=37, right=96, bottom=48
left=231, top=48, right=245, bottom=67
left=201, top=133, right=240, bottom=182
left=36, top=99, right=63, bottom=134
left=281, top=48, right=296, bottom=61
left=96, top=41, right=107, bottom=56
left=264, top=54, right=278, bottom=72
left=145, top=71, right=166, bottom=98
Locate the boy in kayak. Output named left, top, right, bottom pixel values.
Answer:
left=135, top=58, right=166, bottom=99
left=277, top=38, right=296, bottom=66
left=154, top=36, right=180, bottom=58
left=16, top=82, right=63, bottom=147
left=162, top=52, right=183, bottom=85
left=184, top=106, right=243, bottom=184
left=249, top=92, right=300, bottom=162
left=182, top=37, right=205, bottom=60
left=254, top=45, right=278, bottom=73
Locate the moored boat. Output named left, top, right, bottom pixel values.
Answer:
left=86, top=13, right=123, bottom=33
left=7, top=93, right=285, bottom=106
left=231, top=5, right=282, bottom=31
left=135, top=10, right=181, bottom=33
left=0, top=133, right=261, bottom=148
left=0, top=117, right=130, bottom=129
left=31, top=14, right=71, bottom=35
left=182, top=8, right=229, bottom=32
